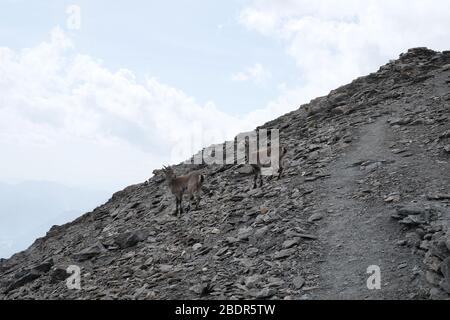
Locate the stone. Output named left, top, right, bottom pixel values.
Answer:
left=244, top=275, right=261, bottom=289
left=73, top=242, right=107, bottom=262
left=426, top=271, right=443, bottom=286
left=189, top=283, right=212, bottom=296
left=253, top=226, right=269, bottom=239
left=4, top=269, right=41, bottom=294
left=226, top=237, right=238, bottom=244
left=423, top=251, right=442, bottom=272
left=230, top=195, right=245, bottom=202
left=0, top=259, right=5, bottom=273
left=237, top=227, right=254, bottom=241
left=420, top=240, right=430, bottom=251
left=385, top=195, right=400, bottom=203
left=396, top=205, right=426, bottom=217
left=133, top=285, right=148, bottom=299
left=399, top=215, right=426, bottom=226
left=293, top=276, right=306, bottom=290
left=429, top=287, right=448, bottom=300
left=273, top=249, right=296, bottom=260
left=114, top=230, right=148, bottom=249
left=440, top=258, right=450, bottom=287
left=389, top=117, right=411, bottom=126
left=282, top=239, right=300, bottom=249
left=439, top=130, right=450, bottom=139
left=427, top=193, right=450, bottom=201
left=238, top=258, right=254, bottom=268
left=159, top=264, right=173, bottom=273
left=3, top=259, right=54, bottom=292
left=192, top=243, right=203, bottom=251
left=397, top=263, right=408, bottom=270
left=297, top=234, right=318, bottom=240
left=32, top=260, right=54, bottom=273
left=236, top=165, right=254, bottom=175
left=430, top=241, right=450, bottom=260
left=210, top=228, right=220, bottom=234
left=308, top=212, right=324, bottom=222
left=405, top=232, right=421, bottom=248
left=255, top=288, right=276, bottom=299
left=445, top=234, right=450, bottom=252
left=50, top=267, right=70, bottom=283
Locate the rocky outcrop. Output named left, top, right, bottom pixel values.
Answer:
left=0, top=48, right=449, bottom=300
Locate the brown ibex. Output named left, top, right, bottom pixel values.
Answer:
left=159, top=166, right=205, bottom=215
left=250, top=145, right=288, bottom=189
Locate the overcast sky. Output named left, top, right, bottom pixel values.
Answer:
left=1, top=0, right=450, bottom=257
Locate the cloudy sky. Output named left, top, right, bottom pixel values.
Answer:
left=1, top=0, right=449, bottom=258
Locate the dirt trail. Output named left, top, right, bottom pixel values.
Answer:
left=310, top=118, right=426, bottom=300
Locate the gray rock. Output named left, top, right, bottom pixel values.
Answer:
left=159, top=264, right=173, bottom=273
left=405, top=232, right=421, bottom=248
left=293, top=276, right=306, bottom=289
left=236, top=165, right=254, bottom=175
left=50, top=267, right=70, bottom=284
left=189, top=283, right=211, bottom=296
left=114, top=230, right=148, bottom=249
left=308, top=212, right=324, bottom=222
left=230, top=194, right=245, bottom=202
left=32, top=259, right=54, bottom=273
left=440, top=280, right=450, bottom=294
left=439, top=130, right=450, bottom=139
left=399, top=215, right=426, bottom=226
left=440, top=258, right=450, bottom=289
left=426, top=271, right=443, bottom=286
left=237, top=227, right=254, bottom=241
left=397, top=205, right=426, bottom=217
left=297, top=234, right=318, bottom=240
left=430, top=241, right=450, bottom=260
left=282, top=239, right=300, bottom=249
left=254, top=226, right=269, bottom=239
left=255, top=288, right=276, bottom=299
left=273, top=249, right=296, bottom=260
left=429, top=287, right=448, bottom=300
left=427, top=193, right=450, bottom=201
left=244, top=275, right=261, bottom=289
left=389, top=117, right=412, bottom=126
left=4, top=269, right=41, bottom=294
left=445, top=234, right=450, bottom=252
left=73, top=242, right=107, bottom=262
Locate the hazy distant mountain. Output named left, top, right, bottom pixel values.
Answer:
left=0, top=181, right=109, bottom=258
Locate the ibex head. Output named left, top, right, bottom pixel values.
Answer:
left=161, top=165, right=176, bottom=180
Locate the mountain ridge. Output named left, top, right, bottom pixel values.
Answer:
left=1, top=47, right=450, bottom=300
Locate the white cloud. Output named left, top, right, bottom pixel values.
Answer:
left=231, top=63, right=272, bottom=84
left=0, top=28, right=286, bottom=191
left=239, top=0, right=450, bottom=107
left=5, top=2, right=450, bottom=191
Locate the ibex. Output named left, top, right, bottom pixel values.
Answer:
left=250, top=145, right=288, bottom=189
left=159, top=166, right=205, bottom=216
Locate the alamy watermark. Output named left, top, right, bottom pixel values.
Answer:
left=176, top=129, right=281, bottom=176
left=66, top=5, right=81, bottom=30
left=66, top=265, right=81, bottom=290
left=366, top=265, right=381, bottom=290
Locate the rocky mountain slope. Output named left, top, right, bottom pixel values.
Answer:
left=1, top=48, right=450, bottom=300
